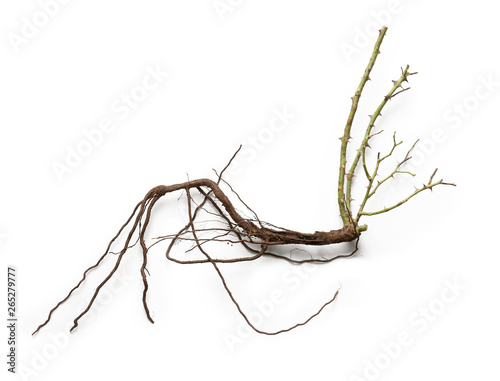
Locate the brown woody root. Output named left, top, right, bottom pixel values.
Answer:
left=33, top=147, right=360, bottom=336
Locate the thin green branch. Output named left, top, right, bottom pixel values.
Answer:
left=362, top=129, right=384, bottom=180
left=355, top=136, right=416, bottom=222
left=338, top=26, right=387, bottom=225
left=358, top=169, right=456, bottom=217
left=356, top=132, right=402, bottom=221
left=345, top=65, right=417, bottom=212
left=368, top=139, right=418, bottom=198
left=356, top=152, right=381, bottom=223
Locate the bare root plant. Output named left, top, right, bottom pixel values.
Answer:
left=34, top=27, right=454, bottom=336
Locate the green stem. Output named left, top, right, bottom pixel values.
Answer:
left=338, top=26, right=387, bottom=225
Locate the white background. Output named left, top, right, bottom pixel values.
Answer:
left=1, top=1, right=499, bottom=380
